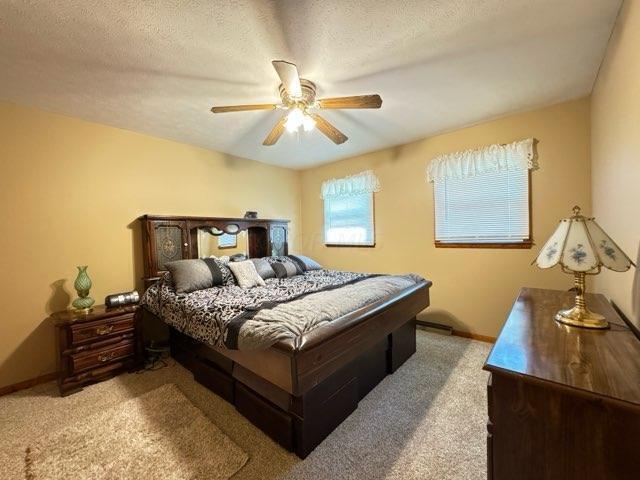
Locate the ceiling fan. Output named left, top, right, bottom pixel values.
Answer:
left=211, top=60, right=382, bottom=146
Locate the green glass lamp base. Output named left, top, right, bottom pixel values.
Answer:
left=72, top=296, right=95, bottom=313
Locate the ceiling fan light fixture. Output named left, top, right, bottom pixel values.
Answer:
left=211, top=60, right=381, bottom=145
left=285, top=108, right=304, bottom=132
left=302, top=113, right=316, bottom=132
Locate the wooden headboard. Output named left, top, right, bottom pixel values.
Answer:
left=140, top=215, right=289, bottom=286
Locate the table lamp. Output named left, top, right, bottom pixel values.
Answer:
left=533, top=206, right=635, bottom=329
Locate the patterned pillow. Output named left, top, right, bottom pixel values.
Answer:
left=265, top=256, right=300, bottom=269
left=265, top=255, right=288, bottom=263
left=270, top=258, right=302, bottom=279
left=165, top=258, right=226, bottom=294
left=250, top=258, right=276, bottom=279
left=287, top=255, right=322, bottom=272
left=228, top=260, right=266, bottom=289
left=213, top=257, right=236, bottom=286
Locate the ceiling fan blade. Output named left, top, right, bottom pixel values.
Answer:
left=262, top=116, right=287, bottom=146
left=211, top=104, right=277, bottom=113
left=310, top=114, right=348, bottom=145
left=317, top=95, right=382, bottom=109
left=272, top=60, right=302, bottom=98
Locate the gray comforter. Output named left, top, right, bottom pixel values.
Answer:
left=142, top=269, right=423, bottom=350
left=236, top=274, right=420, bottom=349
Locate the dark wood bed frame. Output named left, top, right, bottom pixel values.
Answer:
left=140, top=214, right=432, bottom=458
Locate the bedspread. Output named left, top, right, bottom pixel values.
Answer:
left=142, top=269, right=423, bottom=350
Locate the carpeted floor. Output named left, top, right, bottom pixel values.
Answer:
left=25, top=384, right=248, bottom=480
left=0, top=331, right=491, bottom=480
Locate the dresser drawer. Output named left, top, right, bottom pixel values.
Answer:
left=70, top=314, right=135, bottom=345
left=70, top=339, right=135, bottom=373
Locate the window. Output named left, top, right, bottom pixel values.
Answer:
left=321, top=170, right=380, bottom=247
left=434, top=169, right=530, bottom=246
left=324, top=193, right=375, bottom=246
left=427, top=138, right=537, bottom=248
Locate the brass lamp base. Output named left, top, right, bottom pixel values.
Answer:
left=73, top=307, right=93, bottom=315
left=554, top=271, right=609, bottom=330
left=555, top=306, right=608, bottom=329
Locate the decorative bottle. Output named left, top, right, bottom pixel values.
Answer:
left=72, top=266, right=95, bottom=312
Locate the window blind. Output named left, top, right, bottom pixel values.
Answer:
left=324, top=192, right=374, bottom=246
left=434, top=169, right=529, bottom=243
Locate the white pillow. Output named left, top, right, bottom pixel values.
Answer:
left=227, top=260, right=266, bottom=289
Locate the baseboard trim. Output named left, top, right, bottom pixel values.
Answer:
left=452, top=330, right=496, bottom=343
left=416, top=319, right=496, bottom=343
left=0, top=372, right=58, bottom=397
left=416, top=319, right=454, bottom=334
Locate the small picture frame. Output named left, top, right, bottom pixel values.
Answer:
left=218, top=233, right=237, bottom=249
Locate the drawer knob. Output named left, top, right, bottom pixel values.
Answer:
left=96, top=325, right=114, bottom=336
left=98, top=352, right=117, bottom=362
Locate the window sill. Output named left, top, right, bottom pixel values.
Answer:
left=324, top=243, right=376, bottom=248
left=434, top=241, right=533, bottom=249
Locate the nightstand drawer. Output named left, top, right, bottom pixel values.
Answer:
left=70, top=339, right=135, bottom=373
left=70, top=314, right=135, bottom=345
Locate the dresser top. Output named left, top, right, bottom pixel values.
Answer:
left=51, top=304, right=138, bottom=326
left=484, top=287, right=640, bottom=407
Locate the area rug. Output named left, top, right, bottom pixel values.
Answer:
left=24, top=383, right=248, bottom=480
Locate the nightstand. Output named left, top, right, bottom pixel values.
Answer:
left=52, top=304, right=142, bottom=396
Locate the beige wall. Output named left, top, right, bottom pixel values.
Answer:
left=0, top=102, right=300, bottom=389
left=591, top=0, right=640, bottom=330
left=301, top=98, right=592, bottom=338
left=0, top=95, right=598, bottom=387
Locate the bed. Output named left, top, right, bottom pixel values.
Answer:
left=139, top=215, right=432, bottom=457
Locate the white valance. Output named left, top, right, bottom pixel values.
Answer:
left=426, top=138, right=538, bottom=183
left=320, top=170, right=381, bottom=199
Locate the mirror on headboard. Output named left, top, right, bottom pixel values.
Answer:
left=197, top=228, right=247, bottom=258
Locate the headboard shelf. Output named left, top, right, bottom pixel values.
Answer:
left=142, top=214, right=290, bottom=224
left=140, top=214, right=289, bottom=286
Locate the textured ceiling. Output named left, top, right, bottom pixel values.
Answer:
left=0, top=0, right=621, bottom=169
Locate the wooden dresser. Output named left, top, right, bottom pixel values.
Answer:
left=484, top=287, right=640, bottom=480
left=53, top=305, right=141, bottom=396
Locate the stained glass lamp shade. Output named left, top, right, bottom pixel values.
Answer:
left=534, top=206, right=635, bottom=329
